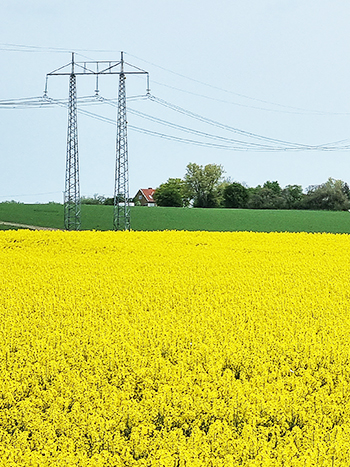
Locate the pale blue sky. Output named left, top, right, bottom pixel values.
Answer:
left=0, top=0, right=349, bottom=202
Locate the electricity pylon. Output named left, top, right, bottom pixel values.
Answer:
left=113, top=52, right=129, bottom=231
left=46, top=51, right=149, bottom=231
left=64, top=53, right=80, bottom=230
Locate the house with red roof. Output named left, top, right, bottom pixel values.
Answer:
left=134, top=188, right=157, bottom=206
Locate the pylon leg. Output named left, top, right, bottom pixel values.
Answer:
left=113, top=71, right=130, bottom=231
left=64, top=72, right=81, bottom=230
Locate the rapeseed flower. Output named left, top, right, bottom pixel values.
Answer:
left=0, top=230, right=349, bottom=465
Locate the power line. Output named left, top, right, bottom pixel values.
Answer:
left=148, top=94, right=350, bottom=150
left=1, top=94, right=349, bottom=151
left=0, top=43, right=120, bottom=54
left=125, top=52, right=347, bottom=116
left=0, top=95, right=147, bottom=109
left=73, top=105, right=350, bottom=152
left=55, top=104, right=282, bottom=151
left=0, top=44, right=346, bottom=115
left=48, top=102, right=284, bottom=151
left=101, top=97, right=284, bottom=150
left=148, top=95, right=313, bottom=148
left=149, top=79, right=350, bottom=116
left=103, top=94, right=350, bottom=150
left=0, top=191, right=62, bottom=199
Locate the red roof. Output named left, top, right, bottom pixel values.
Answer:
left=140, top=188, right=156, bottom=202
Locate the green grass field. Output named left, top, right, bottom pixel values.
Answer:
left=1, top=203, right=350, bottom=233
left=0, top=203, right=350, bottom=233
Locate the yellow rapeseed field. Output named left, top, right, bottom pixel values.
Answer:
left=1, top=230, right=350, bottom=466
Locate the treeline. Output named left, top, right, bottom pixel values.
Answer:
left=81, top=195, right=115, bottom=205
left=153, top=163, right=350, bottom=211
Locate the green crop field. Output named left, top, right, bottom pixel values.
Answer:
left=1, top=203, right=350, bottom=233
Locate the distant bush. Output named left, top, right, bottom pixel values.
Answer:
left=103, top=197, right=114, bottom=206
left=81, top=194, right=106, bottom=205
left=1, top=200, right=23, bottom=204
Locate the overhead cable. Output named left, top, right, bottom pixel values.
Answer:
left=125, top=52, right=347, bottom=115
left=149, top=95, right=316, bottom=148
left=150, top=79, right=350, bottom=116
left=74, top=105, right=350, bottom=152
left=99, top=96, right=281, bottom=150
left=1, top=94, right=349, bottom=151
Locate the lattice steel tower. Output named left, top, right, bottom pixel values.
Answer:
left=64, top=53, right=81, bottom=230
left=46, top=52, right=149, bottom=231
left=113, top=53, right=129, bottom=231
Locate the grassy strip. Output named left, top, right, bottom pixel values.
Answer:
left=0, top=204, right=64, bottom=229
left=0, top=224, right=27, bottom=230
left=130, top=206, right=350, bottom=233
left=1, top=203, right=350, bottom=233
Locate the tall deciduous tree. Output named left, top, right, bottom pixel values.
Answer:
left=223, top=182, right=249, bottom=208
left=184, top=163, right=224, bottom=208
left=153, top=178, right=187, bottom=207
left=304, top=178, right=350, bottom=211
left=282, top=184, right=303, bottom=209
left=247, top=182, right=286, bottom=209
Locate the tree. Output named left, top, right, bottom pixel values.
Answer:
left=81, top=194, right=106, bottom=205
left=342, top=182, right=350, bottom=200
left=103, top=197, right=114, bottom=205
left=263, top=180, right=282, bottom=195
left=223, top=182, right=249, bottom=208
left=247, top=182, right=286, bottom=209
left=281, top=184, right=304, bottom=209
left=153, top=178, right=186, bottom=207
left=184, top=163, right=224, bottom=208
left=303, top=178, right=350, bottom=211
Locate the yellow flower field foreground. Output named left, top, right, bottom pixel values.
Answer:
left=1, top=230, right=350, bottom=466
